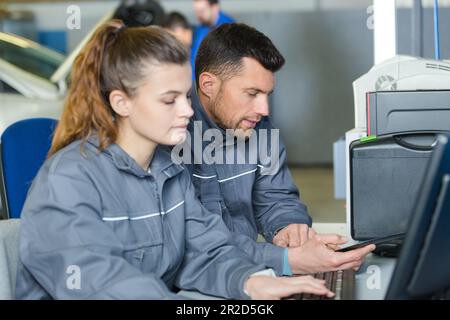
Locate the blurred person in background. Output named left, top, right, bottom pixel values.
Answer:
left=163, top=11, right=193, bottom=49
left=191, top=0, right=235, bottom=75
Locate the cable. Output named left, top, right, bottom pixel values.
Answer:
left=434, top=0, right=441, bottom=60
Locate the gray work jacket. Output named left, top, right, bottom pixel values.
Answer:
left=181, top=88, right=312, bottom=275
left=15, top=137, right=266, bottom=299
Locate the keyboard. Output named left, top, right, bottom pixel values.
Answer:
left=290, top=269, right=356, bottom=300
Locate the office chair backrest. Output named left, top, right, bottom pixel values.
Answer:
left=0, top=219, right=20, bottom=299
left=0, top=118, right=57, bottom=219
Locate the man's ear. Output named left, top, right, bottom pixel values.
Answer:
left=109, top=90, right=132, bottom=117
left=198, top=72, right=220, bottom=99
left=211, top=4, right=220, bottom=18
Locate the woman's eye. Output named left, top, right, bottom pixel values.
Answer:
left=164, top=100, right=176, bottom=105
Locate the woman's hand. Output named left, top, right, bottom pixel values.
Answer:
left=244, top=275, right=335, bottom=300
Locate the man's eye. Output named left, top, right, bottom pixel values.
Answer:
left=248, top=92, right=258, bottom=97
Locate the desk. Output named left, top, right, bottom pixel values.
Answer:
left=355, top=253, right=396, bottom=299
left=178, top=253, right=397, bottom=300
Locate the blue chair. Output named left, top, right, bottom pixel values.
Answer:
left=0, top=118, right=58, bottom=219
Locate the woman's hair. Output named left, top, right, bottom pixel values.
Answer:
left=49, top=19, right=189, bottom=157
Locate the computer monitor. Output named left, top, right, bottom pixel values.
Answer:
left=386, top=134, right=450, bottom=299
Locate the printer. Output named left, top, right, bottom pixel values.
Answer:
left=353, top=55, right=450, bottom=129
left=346, top=55, right=450, bottom=252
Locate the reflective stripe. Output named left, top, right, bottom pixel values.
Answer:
left=193, top=165, right=266, bottom=183
left=192, top=173, right=217, bottom=179
left=102, top=216, right=129, bottom=222
left=102, top=200, right=185, bottom=221
left=130, top=212, right=160, bottom=221
left=164, top=200, right=185, bottom=214
left=218, top=168, right=258, bottom=183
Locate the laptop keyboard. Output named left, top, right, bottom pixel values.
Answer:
left=290, top=269, right=356, bottom=300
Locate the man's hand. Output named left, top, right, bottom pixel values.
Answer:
left=244, top=275, right=335, bottom=300
left=273, top=224, right=316, bottom=248
left=288, top=234, right=376, bottom=274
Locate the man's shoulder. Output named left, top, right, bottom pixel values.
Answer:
left=193, top=25, right=210, bottom=38
left=218, top=11, right=235, bottom=24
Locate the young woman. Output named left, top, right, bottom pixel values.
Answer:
left=15, top=20, right=334, bottom=300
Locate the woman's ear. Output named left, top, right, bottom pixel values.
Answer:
left=198, top=72, right=220, bottom=99
left=109, top=90, right=132, bottom=117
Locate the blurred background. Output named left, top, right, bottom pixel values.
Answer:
left=2, top=0, right=449, bottom=225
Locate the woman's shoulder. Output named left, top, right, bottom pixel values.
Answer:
left=43, top=139, right=101, bottom=177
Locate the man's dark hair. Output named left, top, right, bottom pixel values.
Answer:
left=163, top=11, right=191, bottom=30
left=195, top=23, right=285, bottom=85
left=194, top=0, right=219, bottom=5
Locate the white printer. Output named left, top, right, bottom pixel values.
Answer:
left=346, top=55, right=450, bottom=244
left=353, top=55, right=450, bottom=130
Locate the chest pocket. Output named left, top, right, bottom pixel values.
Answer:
left=104, top=212, right=164, bottom=272
left=217, top=166, right=257, bottom=212
left=192, top=175, right=222, bottom=203
left=218, top=179, right=243, bottom=212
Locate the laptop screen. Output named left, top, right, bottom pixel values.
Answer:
left=386, top=134, right=450, bottom=299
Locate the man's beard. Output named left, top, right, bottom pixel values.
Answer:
left=209, top=86, right=232, bottom=129
left=208, top=88, right=254, bottom=139
left=211, top=101, right=253, bottom=139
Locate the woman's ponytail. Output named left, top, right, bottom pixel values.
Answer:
left=49, top=20, right=125, bottom=156
left=49, top=19, right=189, bottom=157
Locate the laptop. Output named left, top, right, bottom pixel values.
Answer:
left=293, top=134, right=450, bottom=300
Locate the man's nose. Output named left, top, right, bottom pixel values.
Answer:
left=255, top=99, right=270, bottom=117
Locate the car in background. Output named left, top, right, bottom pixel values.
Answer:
left=0, top=31, right=66, bottom=134
left=0, top=12, right=115, bottom=135
left=0, top=0, right=168, bottom=136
